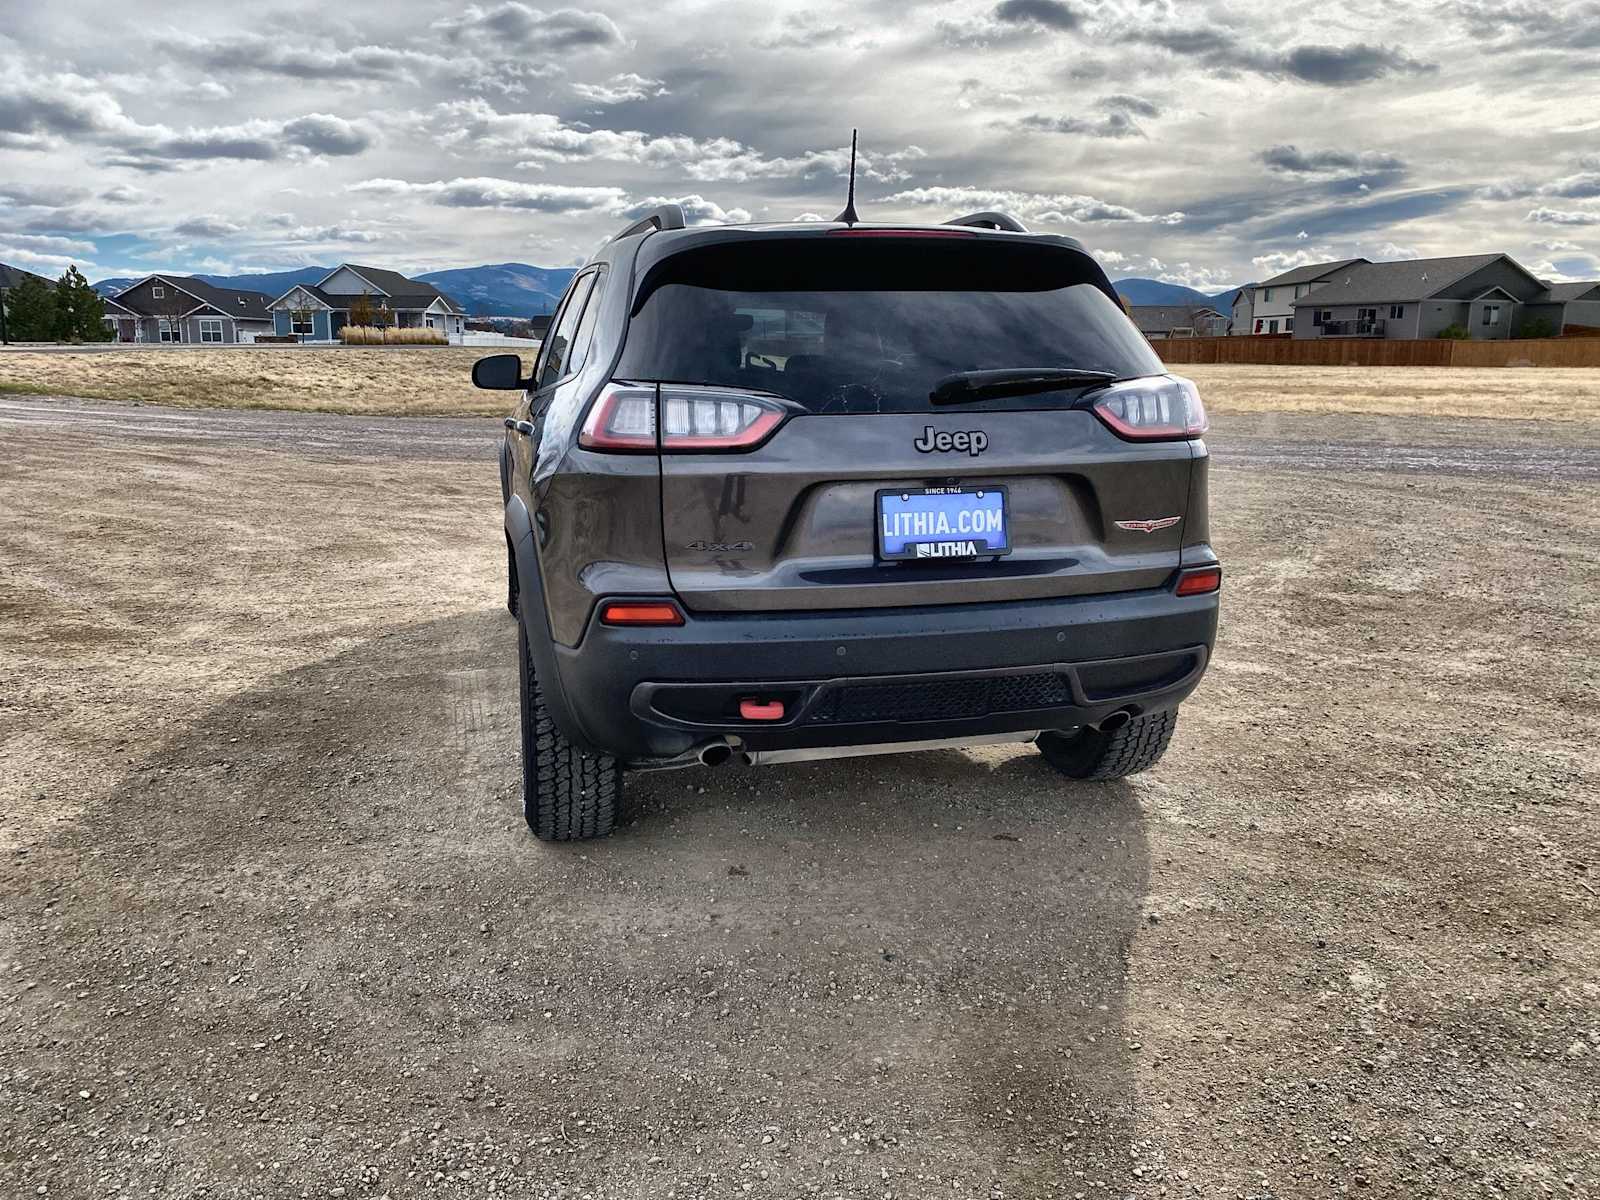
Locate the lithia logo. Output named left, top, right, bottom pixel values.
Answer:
left=913, top=426, right=988, bottom=455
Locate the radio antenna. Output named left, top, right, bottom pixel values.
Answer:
left=834, top=129, right=860, bottom=225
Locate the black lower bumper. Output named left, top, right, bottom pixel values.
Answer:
left=540, top=587, right=1219, bottom=766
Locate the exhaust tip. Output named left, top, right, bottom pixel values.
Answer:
left=1098, top=709, right=1134, bottom=733
left=699, top=744, right=733, bottom=767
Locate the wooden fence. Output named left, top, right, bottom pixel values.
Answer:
left=1155, top=336, right=1600, bottom=368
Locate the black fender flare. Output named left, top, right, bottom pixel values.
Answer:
left=504, top=496, right=604, bottom=754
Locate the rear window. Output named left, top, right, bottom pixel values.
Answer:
left=613, top=237, right=1163, bottom=413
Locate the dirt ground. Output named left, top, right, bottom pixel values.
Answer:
left=1, top=392, right=1598, bottom=1198
left=6, top=347, right=1600, bottom=423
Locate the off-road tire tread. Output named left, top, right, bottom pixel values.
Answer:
left=518, top=623, right=620, bottom=840
left=1038, top=709, right=1178, bottom=780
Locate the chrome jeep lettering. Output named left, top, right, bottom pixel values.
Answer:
left=913, top=427, right=988, bottom=455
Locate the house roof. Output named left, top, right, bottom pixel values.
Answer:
left=315, top=263, right=464, bottom=313
left=1534, top=281, right=1600, bottom=303
left=1128, top=304, right=1224, bottom=332
left=1290, top=254, right=1516, bottom=307
left=113, top=274, right=273, bottom=321
left=1257, top=258, right=1367, bottom=289
left=1, top=262, right=52, bottom=289
left=274, top=274, right=463, bottom=314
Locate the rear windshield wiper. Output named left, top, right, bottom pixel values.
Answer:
left=929, top=367, right=1119, bottom=406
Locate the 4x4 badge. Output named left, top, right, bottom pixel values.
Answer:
left=1115, top=516, right=1181, bottom=533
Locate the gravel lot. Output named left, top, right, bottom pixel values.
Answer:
left=2, top=393, right=1597, bottom=1198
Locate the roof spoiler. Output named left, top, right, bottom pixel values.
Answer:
left=944, top=211, right=1028, bottom=233
left=609, top=203, right=688, bottom=244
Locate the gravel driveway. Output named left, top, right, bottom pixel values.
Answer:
left=2, top=396, right=1596, bottom=1198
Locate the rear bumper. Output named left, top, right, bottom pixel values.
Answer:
left=543, top=586, right=1219, bottom=765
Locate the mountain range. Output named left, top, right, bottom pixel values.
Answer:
left=80, top=264, right=1246, bottom=317
left=1113, top=277, right=1250, bottom=307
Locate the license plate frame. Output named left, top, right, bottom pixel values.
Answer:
left=875, top=485, right=1011, bottom=562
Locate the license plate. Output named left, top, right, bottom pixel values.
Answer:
left=876, top=486, right=1010, bottom=561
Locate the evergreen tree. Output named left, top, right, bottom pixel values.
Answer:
left=52, top=265, right=111, bottom=342
left=5, top=274, right=56, bottom=341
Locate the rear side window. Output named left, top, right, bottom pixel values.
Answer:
left=535, top=271, right=596, bottom=389
left=614, top=238, right=1163, bottom=413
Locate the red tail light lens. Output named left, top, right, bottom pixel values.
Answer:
left=599, top=600, right=685, bottom=626
left=579, top=385, right=790, bottom=453
left=659, top=387, right=787, bottom=451
left=1092, top=375, right=1208, bottom=441
left=1175, top=565, right=1222, bottom=596
left=578, top=384, right=657, bottom=451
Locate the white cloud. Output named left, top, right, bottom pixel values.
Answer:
left=572, top=73, right=667, bottom=104
left=619, top=194, right=751, bottom=225
left=883, top=186, right=1184, bottom=225
left=433, top=100, right=925, bottom=183
left=347, top=176, right=628, bottom=214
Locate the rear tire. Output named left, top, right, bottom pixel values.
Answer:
left=1036, top=709, right=1177, bottom=780
left=517, top=620, right=621, bottom=840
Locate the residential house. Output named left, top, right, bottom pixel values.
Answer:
left=267, top=264, right=466, bottom=341
left=1523, top=281, right=1600, bottom=334
left=1249, top=259, right=1368, bottom=334
left=1220, top=287, right=1254, bottom=335
left=1290, top=254, right=1552, bottom=340
left=1128, top=304, right=1228, bottom=339
left=103, top=274, right=275, bottom=344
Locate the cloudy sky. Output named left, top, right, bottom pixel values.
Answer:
left=2, top=0, right=1597, bottom=289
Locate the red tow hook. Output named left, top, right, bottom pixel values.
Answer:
left=739, top=698, right=786, bottom=721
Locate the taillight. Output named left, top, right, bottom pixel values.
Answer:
left=1092, top=375, right=1208, bottom=441
left=660, top=386, right=786, bottom=451
left=599, top=600, right=685, bottom=626
left=578, top=384, right=656, bottom=451
left=579, top=384, right=790, bottom=453
left=1175, top=564, right=1221, bottom=596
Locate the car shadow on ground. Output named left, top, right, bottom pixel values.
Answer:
left=1, top=609, right=1154, bottom=1196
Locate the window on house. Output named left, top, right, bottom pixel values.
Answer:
left=1286, top=318, right=1294, bottom=332
left=1267, top=319, right=1279, bottom=333
left=1357, top=308, right=1377, bottom=322
left=199, top=318, right=223, bottom=343
left=1389, top=305, right=1404, bottom=320
left=1253, top=319, right=1263, bottom=333
left=159, top=319, right=178, bottom=343
left=151, top=285, right=164, bottom=299
left=292, top=314, right=315, bottom=336
left=1260, top=288, right=1273, bottom=303
left=1483, top=304, right=1502, bottom=327
left=1317, top=310, right=1332, bottom=325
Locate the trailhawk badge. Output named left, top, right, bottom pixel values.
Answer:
left=1115, top=516, right=1181, bottom=533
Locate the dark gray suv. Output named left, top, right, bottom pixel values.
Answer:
left=474, top=205, right=1219, bottom=841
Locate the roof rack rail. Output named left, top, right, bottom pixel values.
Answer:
left=944, top=211, right=1029, bottom=233
left=608, top=203, right=688, bottom=244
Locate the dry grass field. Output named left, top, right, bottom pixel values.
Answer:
left=0, top=347, right=496, bottom=416
left=3, top=347, right=1600, bottom=421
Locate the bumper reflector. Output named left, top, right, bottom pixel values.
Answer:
left=1175, top=565, right=1222, bottom=596
left=600, top=601, right=685, bottom=627
left=739, top=698, right=786, bottom=721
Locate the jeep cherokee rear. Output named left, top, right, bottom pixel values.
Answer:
left=477, top=205, right=1219, bottom=841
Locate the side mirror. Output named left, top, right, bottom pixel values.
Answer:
left=472, top=353, right=525, bottom=390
